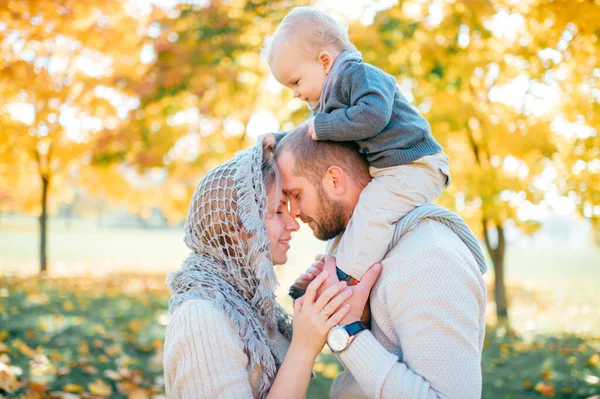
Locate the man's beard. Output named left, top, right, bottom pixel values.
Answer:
left=311, top=183, right=351, bottom=241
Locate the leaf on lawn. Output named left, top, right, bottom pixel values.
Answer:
left=534, top=381, right=555, bottom=397
left=88, top=379, right=112, bottom=396
left=63, top=383, right=84, bottom=393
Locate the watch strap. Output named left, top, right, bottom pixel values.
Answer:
left=288, top=284, right=305, bottom=300
left=344, top=321, right=367, bottom=336
left=336, top=267, right=359, bottom=286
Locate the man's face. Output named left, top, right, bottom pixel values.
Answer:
left=276, top=150, right=349, bottom=240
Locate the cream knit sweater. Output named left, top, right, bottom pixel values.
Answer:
left=330, top=219, right=487, bottom=398
left=163, top=299, right=290, bottom=398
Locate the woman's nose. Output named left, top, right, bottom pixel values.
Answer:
left=287, top=215, right=300, bottom=231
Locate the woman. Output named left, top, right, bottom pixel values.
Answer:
left=163, top=136, right=370, bottom=398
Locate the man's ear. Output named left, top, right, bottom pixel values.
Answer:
left=318, top=51, right=334, bottom=74
left=323, top=165, right=346, bottom=196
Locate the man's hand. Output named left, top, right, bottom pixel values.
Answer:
left=320, top=257, right=382, bottom=325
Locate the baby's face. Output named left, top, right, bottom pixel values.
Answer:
left=269, top=38, right=327, bottom=106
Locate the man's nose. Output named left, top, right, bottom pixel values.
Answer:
left=289, top=201, right=301, bottom=218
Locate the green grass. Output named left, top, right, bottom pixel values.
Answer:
left=1, top=275, right=599, bottom=398
left=0, top=275, right=168, bottom=398
left=1, top=217, right=600, bottom=397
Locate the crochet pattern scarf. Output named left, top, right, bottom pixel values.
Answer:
left=167, top=136, right=292, bottom=399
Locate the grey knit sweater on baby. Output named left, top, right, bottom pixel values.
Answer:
left=312, top=53, right=442, bottom=168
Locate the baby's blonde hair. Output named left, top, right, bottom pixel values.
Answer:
left=262, top=6, right=355, bottom=62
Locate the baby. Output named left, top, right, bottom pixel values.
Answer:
left=264, top=6, right=450, bottom=282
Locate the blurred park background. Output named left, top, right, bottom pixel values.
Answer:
left=0, top=0, right=599, bottom=398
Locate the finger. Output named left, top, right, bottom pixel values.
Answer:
left=301, top=272, right=314, bottom=280
left=325, top=304, right=351, bottom=330
left=307, top=266, right=323, bottom=277
left=294, top=296, right=303, bottom=314
left=321, top=287, right=352, bottom=316
left=315, top=281, right=347, bottom=311
left=303, top=270, right=329, bottom=305
left=357, top=263, right=382, bottom=292
left=315, top=253, right=326, bottom=261
left=310, top=261, right=325, bottom=272
left=261, top=133, right=276, bottom=148
left=323, top=256, right=338, bottom=279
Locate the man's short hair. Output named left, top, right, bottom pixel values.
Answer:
left=274, top=122, right=370, bottom=186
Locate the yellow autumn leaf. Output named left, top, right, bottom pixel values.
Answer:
left=78, top=341, right=89, bottom=355
left=63, top=301, right=74, bottom=312
left=128, top=319, right=142, bottom=333
left=128, top=388, right=149, bottom=399
left=63, top=384, right=84, bottom=393
left=105, top=343, right=122, bottom=356
left=88, top=379, right=112, bottom=397
left=534, top=382, right=556, bottom=398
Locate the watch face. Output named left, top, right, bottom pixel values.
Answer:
left=327, top=326, right=350, bottom=352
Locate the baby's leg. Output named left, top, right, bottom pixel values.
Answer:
left=335, top=153, right=450, bottom=280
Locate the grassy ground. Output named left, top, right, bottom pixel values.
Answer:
left=1, top=218, right=599, bottom=398
left=1, top=274, right=599, bottom=398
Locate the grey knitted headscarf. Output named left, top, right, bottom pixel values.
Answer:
left=167, top=136, right=292, bottom=399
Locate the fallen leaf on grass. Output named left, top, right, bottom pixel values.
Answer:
left=88, top=379, right=112, bottom=396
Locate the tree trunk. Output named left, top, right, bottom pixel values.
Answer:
left=40, top=174, right=49, bottom=275
left=483, top=218, right=508, bottom=324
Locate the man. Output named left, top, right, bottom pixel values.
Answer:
left=274, top=124, right=487, bottom=398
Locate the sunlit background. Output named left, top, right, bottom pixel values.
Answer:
left=1, top=0, right=599, bottom=398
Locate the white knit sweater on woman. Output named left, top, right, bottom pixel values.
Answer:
left=163, top=299, right=290, bottom=398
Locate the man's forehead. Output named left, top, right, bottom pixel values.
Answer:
left=276, top=149, right=295, bottom=170
left=276, top=150, right=303, bottom=189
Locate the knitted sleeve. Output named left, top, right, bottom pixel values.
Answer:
left=163, top=299, right=254, bottom=399
left=337, top=246, right=485, bottom=399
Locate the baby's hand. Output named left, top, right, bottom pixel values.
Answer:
left=289, top=254, right=326, bottom=299
left=309, top=118, right=317, bottom=140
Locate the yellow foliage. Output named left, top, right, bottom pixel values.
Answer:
left=88, top=379, right=113, bottom=397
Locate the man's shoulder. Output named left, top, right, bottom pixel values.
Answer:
left=382, top=219, right=478, bottom=277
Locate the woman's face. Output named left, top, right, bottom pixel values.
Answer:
left=265, top=189, right=300, bottom=265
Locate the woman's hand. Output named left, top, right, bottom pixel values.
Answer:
left=291, top=270, right=353, bottom=357
left=289, top=254, right=326, bottom=299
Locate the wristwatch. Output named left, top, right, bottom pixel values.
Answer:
left=326, top=321, right=367, bottom=353
left=336, top=267, right=359, bottom=286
